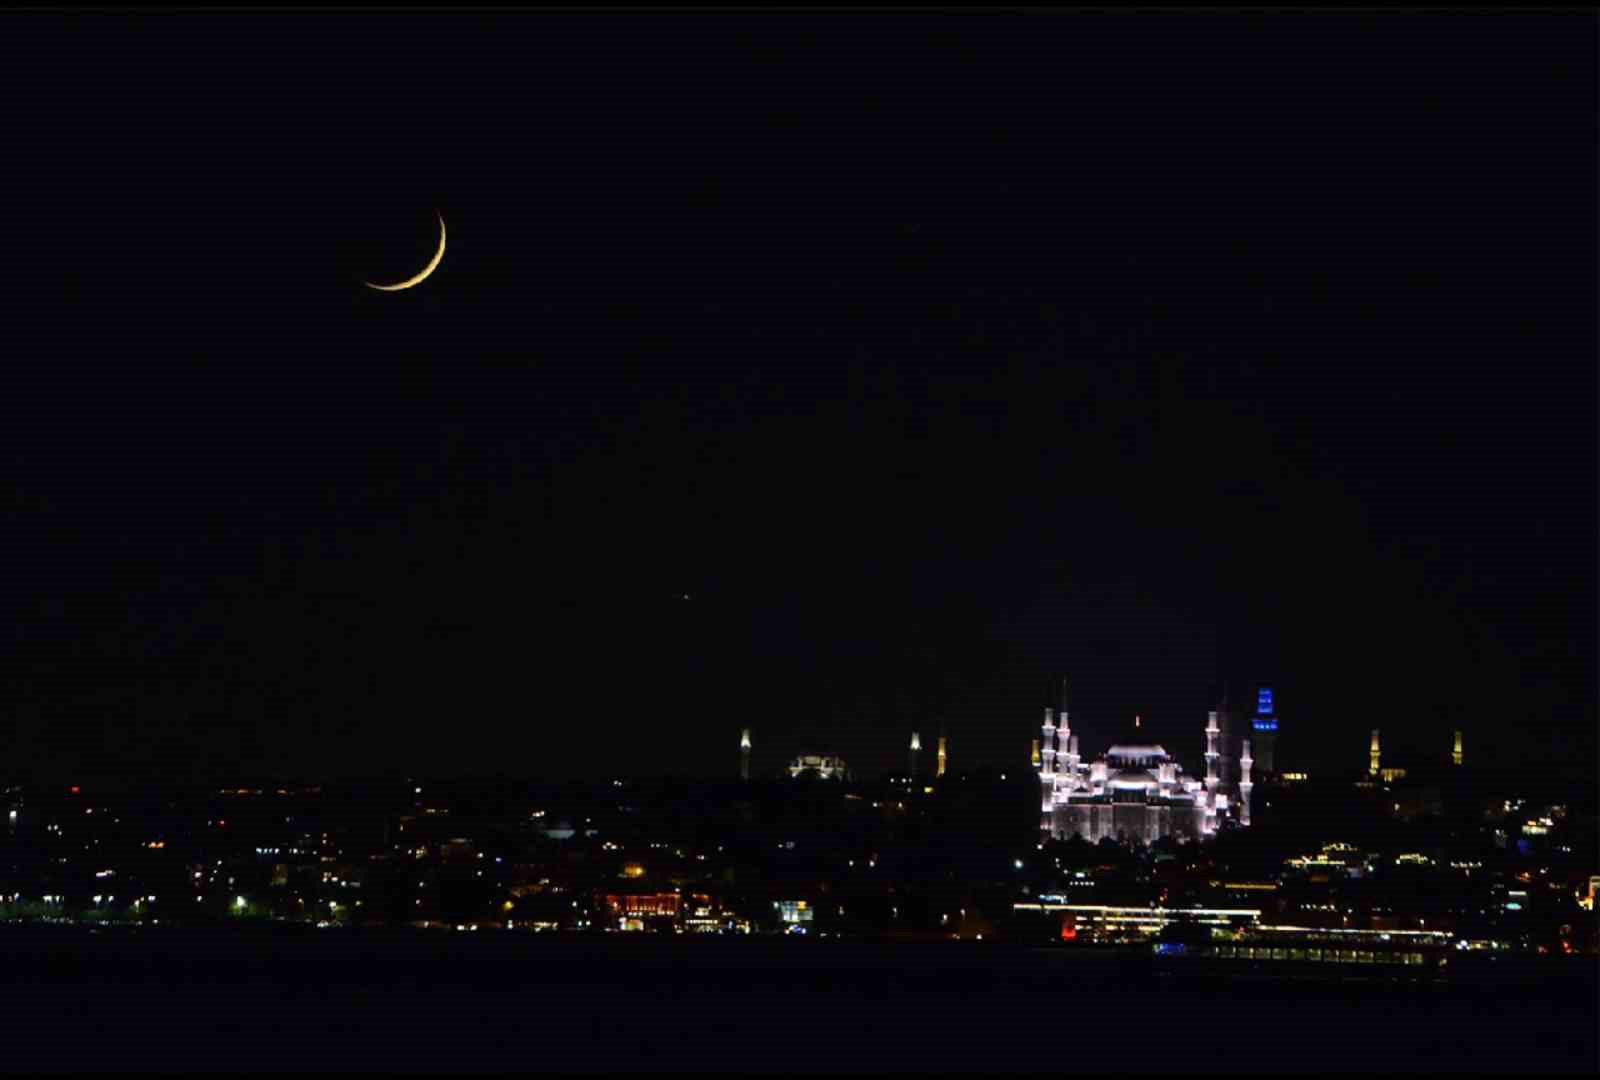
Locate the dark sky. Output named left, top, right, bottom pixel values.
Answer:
left=3, top=14, right=1595, bottom=783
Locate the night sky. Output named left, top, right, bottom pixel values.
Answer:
left=4, top=14, right=1594, bottom=783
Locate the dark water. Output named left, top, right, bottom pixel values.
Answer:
left=0, top=928, right=1592, bottom=1072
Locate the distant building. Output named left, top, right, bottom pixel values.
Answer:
left=1250, top=687, right=1278, bottom=776
left=788, top=754, right=849, bottom=781
left=774, top=899, right=814, bottom=925
left=600, top=892, right=681, bottom=931
left=1036, top=705, right=1249, bottom=845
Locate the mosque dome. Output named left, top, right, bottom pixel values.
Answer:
left=1108, top=768, right=1157, bottom=790
left=1107, top=741, right=1169, bottom=767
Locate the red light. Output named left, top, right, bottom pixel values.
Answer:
left=69, top=786, right=80, bottom=795
left=1060, top=924, right=1077, bottom=941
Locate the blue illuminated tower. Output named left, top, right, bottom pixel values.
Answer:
left=1250, top=687, right=1278, bottom=777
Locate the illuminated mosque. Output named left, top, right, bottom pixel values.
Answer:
left=1034, top=701, right=1253, bottom=845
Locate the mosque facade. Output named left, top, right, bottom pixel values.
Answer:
left=1034, top=704, right=1253, bottom=845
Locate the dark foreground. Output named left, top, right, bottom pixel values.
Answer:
left=0, top=928, right=1593, bottom=1072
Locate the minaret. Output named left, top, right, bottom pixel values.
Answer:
left=1039, top=708, right=1057, bottom=837
left=910, top=731, right=922, bottom=778
left=1058, top=679, right=1076, bottom=792
left=936, top=735, right=948, bottom=778
left=1452, top=730, right=1463, bottom=767
left=739, top=729, right=751, bottom=781
left=1203, top=710, right=1221, bottom=834
left=1239, top=739, right=1253, bottom=828
left=1369, top=729, right=1381, bottom=778
left=1030, top=739, right=1040, bottom=769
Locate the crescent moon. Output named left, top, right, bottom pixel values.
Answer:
left=365, top=212, right=446, bottom=291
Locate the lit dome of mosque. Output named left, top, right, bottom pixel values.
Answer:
left=1106, top=741, right=1169, bottom=769
left=1108, top=768, right=1158, bottom=790
left=1105, top=717, right=1169, bottom=767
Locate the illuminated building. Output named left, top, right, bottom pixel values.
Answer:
left=1379, top=767, right=1408, bottom=784
left=936, top=736, right=948, bottom=778
left=788, top=754, right=849, bottom=781
left=774, top=900, right=813, bottom=925
left=1035, top=702, right=1250, bottom=844
left=1250, top=687, right=1278, bottom=776
left=910, top=732, right=922, bottom=778
left=1283, top=842, right=1369, bottom=879
left=739, top=729, right=751, bottom=782
left=681, top=894, right=727, bottom=933
left=1369, top=729, right=1381, bottom=778
left=601, top=892, right=681, bottom=930
left=1452, top=729, right=1463, bottom=767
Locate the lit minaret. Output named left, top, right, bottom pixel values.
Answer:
left=1203, top=710, right=1221, bottom=834
left=1030, top=739, right=1040, bottom=769
left=1039, top=708, right=1057, bottom=836
left=1452, top=730, right=1463, bottom=767
left=1239, top=739, right=1253, bottom=828
left=1370, top=729, right=1381, bottom=778
left=936, top=735, right=948, bottom=778
left=1057, top=680, right=1076, bottom=795
left=740, top=729, right=751, bottom=781
left=910, top=731, right=922, bottom=778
